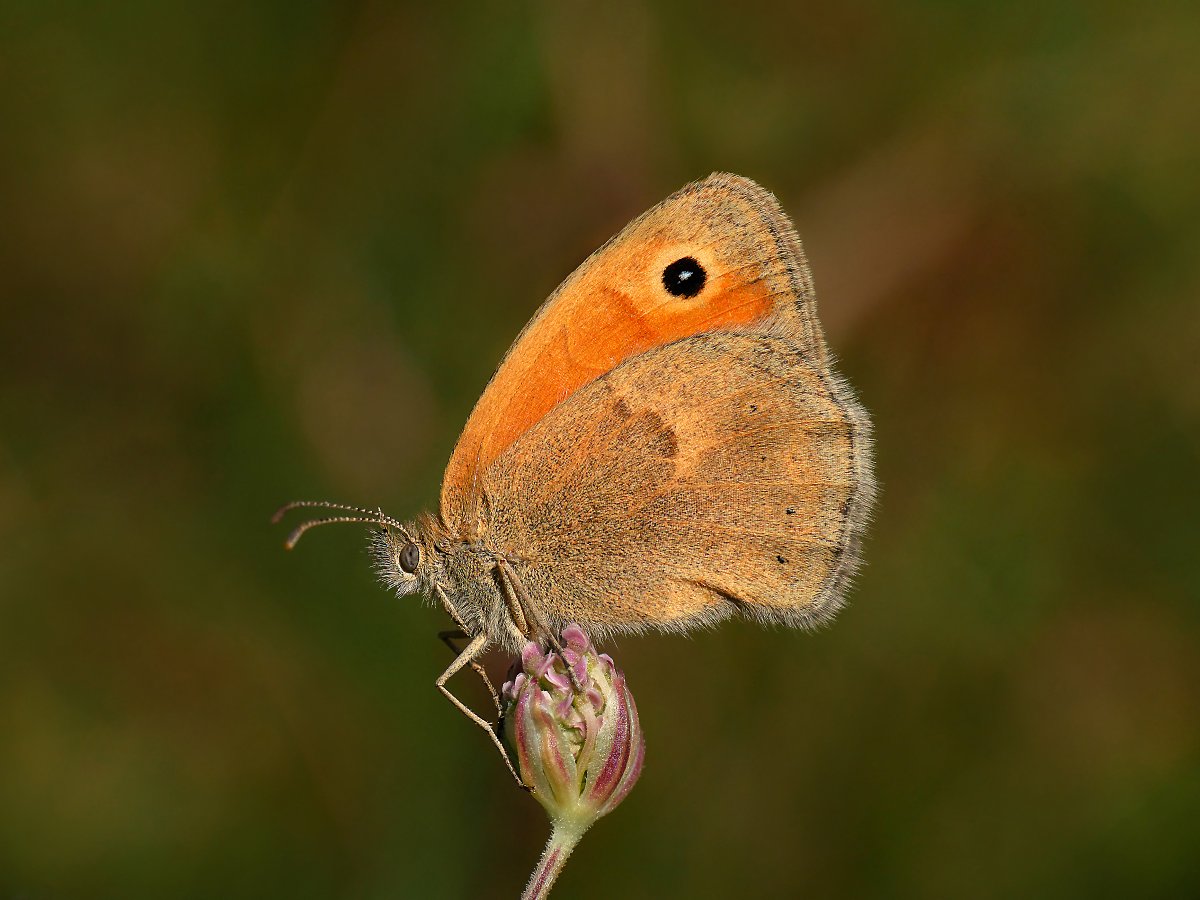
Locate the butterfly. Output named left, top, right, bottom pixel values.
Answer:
left=276, top=173, right=875, bottom=781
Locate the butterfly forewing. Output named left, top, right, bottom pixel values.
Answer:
left=440, top=173, right=829, bottom=536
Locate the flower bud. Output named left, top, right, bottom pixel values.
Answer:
left=502, top=624, right=645, bottom=891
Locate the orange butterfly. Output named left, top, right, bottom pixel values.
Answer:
left=277, top=174, right=875, bottom=779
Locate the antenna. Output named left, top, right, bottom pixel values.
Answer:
left=272, top=500, right=407, bottom=549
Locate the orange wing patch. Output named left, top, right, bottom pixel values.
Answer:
left=440, top=174, right=822, bottom=537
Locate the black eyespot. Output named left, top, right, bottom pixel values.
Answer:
left=399, top=542, right=420, bottom=573
left=662, top=256, right=706, bottom=298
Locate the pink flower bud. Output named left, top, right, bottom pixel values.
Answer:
left=501, top=625, right=645, bottom=898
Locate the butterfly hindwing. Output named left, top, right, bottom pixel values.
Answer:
left=480, top=331, right=874, bottom=639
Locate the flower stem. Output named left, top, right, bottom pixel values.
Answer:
left=522, top=819, right=587, bottom=900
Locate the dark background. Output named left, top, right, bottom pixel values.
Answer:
left=2, top=2, right=1198, bottom=897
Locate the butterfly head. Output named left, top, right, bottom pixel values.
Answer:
left=371, top=519, right=438, bottom=599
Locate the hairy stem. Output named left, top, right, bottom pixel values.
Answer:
left=521, top=819, right=587, bottom=900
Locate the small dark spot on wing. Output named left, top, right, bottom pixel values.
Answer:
left=650, top=422, right=678, bottom=458
left=619, top=405, right=678, bottom=458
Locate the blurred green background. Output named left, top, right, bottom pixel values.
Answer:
left=2, top=1, right=1198, bottom=897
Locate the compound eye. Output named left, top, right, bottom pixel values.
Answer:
left=398, top=542, right=420, bottom=574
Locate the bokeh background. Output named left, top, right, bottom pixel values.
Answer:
left=2, top=1, right=1198, bottom=897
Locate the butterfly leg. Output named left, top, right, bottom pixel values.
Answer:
left=492, top=560, right=531, bottom=637
left=437, top=626, right=501, bottom=716
left=433, top=584, right=501, bottom=714
left=496, top=559, right=584, bottom=692
left=435, top=632, right=527, bottom=790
